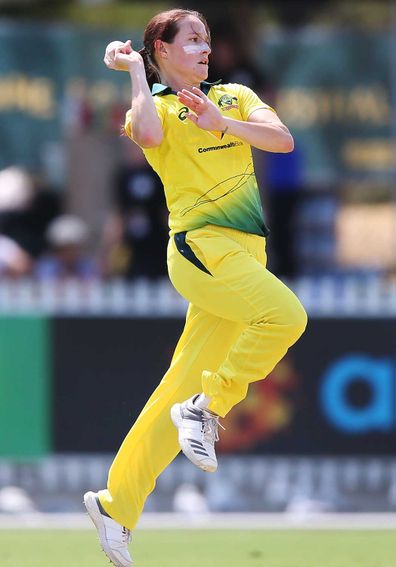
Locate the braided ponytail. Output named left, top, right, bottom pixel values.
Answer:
left=138, top=46, right=160, bottom=88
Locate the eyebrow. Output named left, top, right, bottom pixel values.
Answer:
left=188, top=32, right=210, bottom=44
left=188, top=24, right=210, bottom=44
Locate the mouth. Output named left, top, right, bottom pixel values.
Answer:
left=198, top=59, right=208, bottom=65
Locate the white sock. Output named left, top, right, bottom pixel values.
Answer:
left=193, top=393, right=212, bottom=411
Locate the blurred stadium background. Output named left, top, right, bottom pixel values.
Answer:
left=1, top=0, right=396, bottom=532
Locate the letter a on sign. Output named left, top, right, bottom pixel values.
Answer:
left=320, top=355, right=394, bottom=433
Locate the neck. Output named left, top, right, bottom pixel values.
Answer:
left=159, top=70, right=201, bottom=92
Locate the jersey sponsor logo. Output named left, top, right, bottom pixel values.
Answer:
left=198, top=141, right=243, bottom=153
left=218, top=94, right=238, bottom=111
left=178, top=106, right=189, bottom=121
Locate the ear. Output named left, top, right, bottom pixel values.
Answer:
left=154, top=39, right=168, bottom=59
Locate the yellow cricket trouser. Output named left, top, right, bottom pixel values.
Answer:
left=99, top=224, right=307, bottom=529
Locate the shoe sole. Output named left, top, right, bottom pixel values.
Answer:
left=170, top=403, right=217, bottom=473
left=83, top=491, right=132, bottom=567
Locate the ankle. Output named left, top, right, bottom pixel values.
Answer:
left=96, top=496, right=112, bottom=518
left=193, top=393, right=214, bottom=413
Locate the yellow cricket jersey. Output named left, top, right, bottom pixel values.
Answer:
left=124, top=81, right=273, bottom=237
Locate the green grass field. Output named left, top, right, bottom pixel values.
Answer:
left=0, top=529, right=395, bottom=567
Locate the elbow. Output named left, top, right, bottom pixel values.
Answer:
left=133, top=122, right=163, bottom=148
left=140, top=138, right=163, bottom=149
left=134, top=131, right=163, bottom=148
left=279, top=134, right=294, bottom=153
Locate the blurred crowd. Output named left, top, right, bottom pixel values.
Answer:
left=0, top=160, right=169, bottom=281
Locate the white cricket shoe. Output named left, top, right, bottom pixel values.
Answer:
left=170, top=395, right=223, bottom=472
left=84, top=491, right=132, bottom=567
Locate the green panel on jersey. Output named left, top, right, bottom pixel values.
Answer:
left=0, top=317, right=50, bottom=457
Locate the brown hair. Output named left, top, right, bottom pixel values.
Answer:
left=138, top=9, right=210, bottom=87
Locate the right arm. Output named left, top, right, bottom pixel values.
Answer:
left=104, top=40, right=163, bottom=148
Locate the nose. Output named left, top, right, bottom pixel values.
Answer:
left=202, top=42, right=211, bottom=56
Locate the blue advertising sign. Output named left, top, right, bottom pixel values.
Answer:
left=51, top=316, right=396, bottom=455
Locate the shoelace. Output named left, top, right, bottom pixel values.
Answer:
left=201, top=412, right=225, bottom=445
left=121, top=526, right=132, bottom=544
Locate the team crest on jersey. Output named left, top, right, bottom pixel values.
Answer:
left=217, top=94, right=238, bottom=110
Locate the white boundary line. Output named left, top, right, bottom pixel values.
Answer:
left=1, top=513, right=396, bottom=530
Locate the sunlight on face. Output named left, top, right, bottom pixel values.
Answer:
left=160, top=15, right=211, bottom=82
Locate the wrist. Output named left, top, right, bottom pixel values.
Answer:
left=220, top=117, right=230, bottom=134
left=127, top=58, right=145, bottom=75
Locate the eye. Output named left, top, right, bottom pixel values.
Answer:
left=190, top=37, right=198, bottom=42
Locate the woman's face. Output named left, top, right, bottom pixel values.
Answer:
left=158, top=15, right=211, bottom=82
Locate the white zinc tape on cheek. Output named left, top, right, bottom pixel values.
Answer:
left=182, top=43, right=209, bottom=54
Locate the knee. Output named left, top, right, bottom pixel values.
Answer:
left=284, top=299, right=308, bottom=342
left=262, top=294, right=307, bottom=343
left=252, top=293, right=308, bottom=343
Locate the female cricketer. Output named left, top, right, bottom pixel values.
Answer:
left=84, top=8, right=307, bottom=567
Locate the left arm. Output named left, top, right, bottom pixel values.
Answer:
left=222, top=109, right=294, bottom=153
left=177, top=87, right=294, bottom=153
